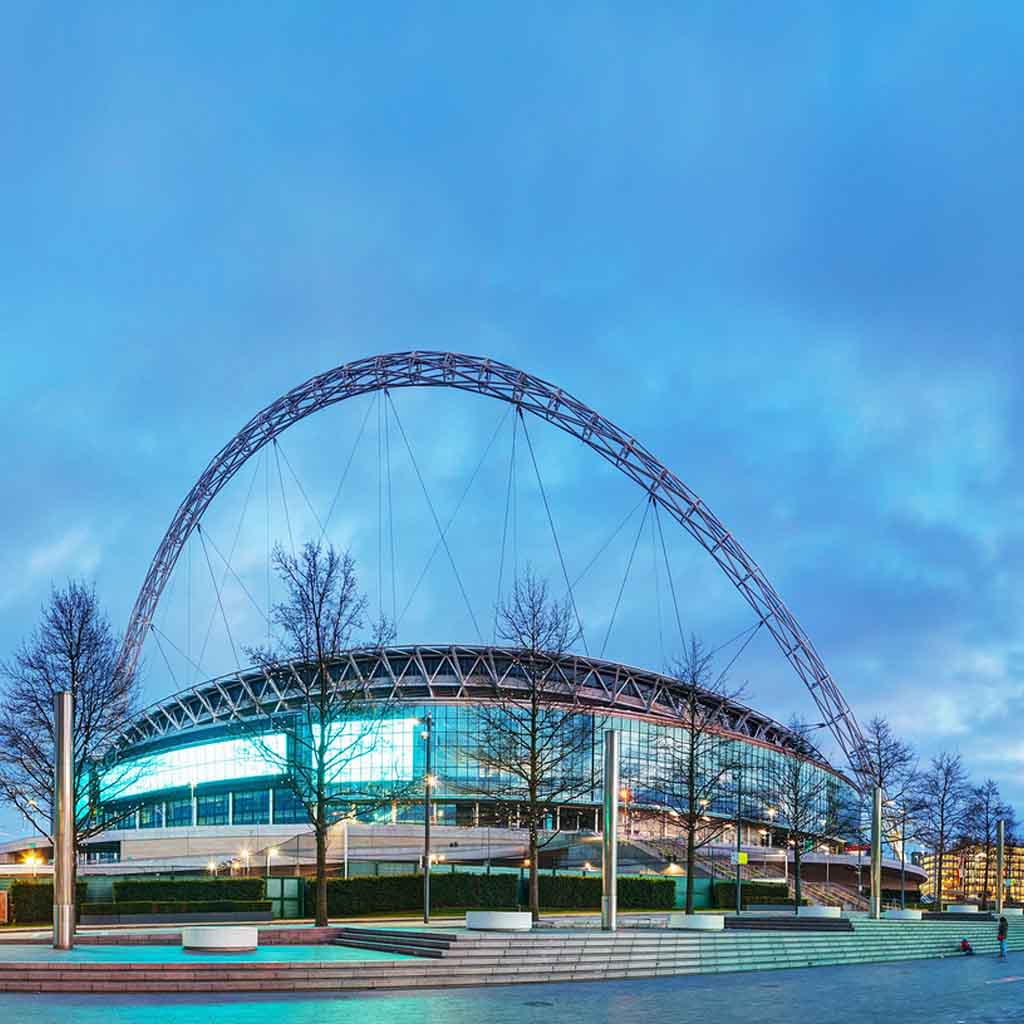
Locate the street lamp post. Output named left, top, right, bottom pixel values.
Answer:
left=53, top=691, right=74, bottom=951
left=602, top=730, right=620, bottom=931
left=421, top=714, right=433, bottom=925
left=997, top=819, right=1006, bottom=916
left=266, top=847, right=278, bottom=877
left=735, top=774, right=743, bottom=916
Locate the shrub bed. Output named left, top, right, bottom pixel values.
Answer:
left=313, top=873, right=518, bottom=916
left=713, top=882, right=794, bottom=909
left=112, top=878, right=265, bottom=903
left=308, top=872, right=674, bottom=916
left=537, top=875, right=674, bottom=910
left=9, top=881, right=88, bottom=924
left=82, top=899, right=271, bottom=916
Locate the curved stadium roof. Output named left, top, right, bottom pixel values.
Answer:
left=115, top=644, right=832, bottom=766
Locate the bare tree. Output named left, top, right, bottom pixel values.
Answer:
left=462, top=569, right=595, bottom=921
left=962, top=779, right=1016, bottom=909
left=757, top=717, right=840, bottom=912
left=913, top=751, right=969, bottom=911
left=235, top=541, right=403, bottom=927
left=0, top=581, right=142, bottom=854
left=859, top=715, right=917, bottom=806
left=649, top=636, right=743, bottom=915
left=855, top=715, right=920, bottom=904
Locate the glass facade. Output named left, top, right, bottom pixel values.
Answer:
left=196, top=792, right=229, bottom=826
left=102, top=734, right=288, bottom=801
left=97, top=703, right=857, bottom=836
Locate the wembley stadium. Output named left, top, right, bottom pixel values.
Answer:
left=0, top=355, right=927, bottom=902
left=5, top=643, right=925, bottom=898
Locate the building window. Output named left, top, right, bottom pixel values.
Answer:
left=273, top=787, right=308, bottom=825
left=139, top=802, right=163, bottom=829
left=196, top=793, right=229, bottom=826
left=165, top=797, right=193, bottom=828
left=232, top=789, right=269, bottom=825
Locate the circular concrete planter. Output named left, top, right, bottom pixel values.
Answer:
left=883, top=909, right=923, bottom=921
left=796, top=906, right=842, bottom=919
left=465, top=910, right=532, bottom=931
left=182, top=926, right=258, bottom=952
left=667, top=913, right=724, bottom=931
left=948, top=904, right=979, bottom=913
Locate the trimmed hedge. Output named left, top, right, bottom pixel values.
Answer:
left=112, top=878, right=266, bottom=903
left=9, top=881, right=88, bottom=924
left=713, top=882, right=794, bottom=909
left=313, top=873, right=518, bottom=916
left=82, top=899, right=272, bottom=916
left=537, top=875, right=674, bottom=910
left=307, top=873, right=674, bottom=916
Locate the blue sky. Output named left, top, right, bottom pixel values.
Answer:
left=2, top=3, right=1023, bottom=837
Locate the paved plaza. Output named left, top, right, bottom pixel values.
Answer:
left=11, top=953, right=1024, bottom=1024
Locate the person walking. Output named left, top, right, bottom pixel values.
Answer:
left=998, top=915, right=1009, bottom=959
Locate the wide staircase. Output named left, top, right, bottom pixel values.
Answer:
left=332, top=926, right=458, bottom=957
left=3, top=917, right=1022, bottom=993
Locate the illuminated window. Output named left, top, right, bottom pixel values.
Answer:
left=196, top=793, right=229, bottom=826
left=102, top=734, right=287, bottom=800
left=312, top=718, right=418, bottom=784
left=232, top=789, right=269, bottom=825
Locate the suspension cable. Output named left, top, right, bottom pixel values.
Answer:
left=265, top=443, right=271, bottom=650
left=709, top=621, right=761, bottom=658
left=650, top=499, right=665, bottom=669
left=386, top=392, right=484, bottom=642
left=201, top=525, right=272, bottom=626
left=276, top=438, right=325, bottom=537
left=568, top=496, right=646, bottom=593
left=385, top=390, right=397, bottom=629
left=398, top=403, right=511, bottom=627
left=151, top=621, right=207, bottom=680
left=654, top=501, right=686, bottom=650
left=196, top=523, right=241, bottom=670
left=713, top=620, right=764, bottom=689
left=519, top=411, right=588, bottom=654
left=272, top=439, right=296, bottom=560
left=494, top=412, right=518, bottom=641
left=377, top=390, right=384, bottom=621
left=193, top=452, right=262, bottom=681
left=149, top=623, right=180, bottom=690
left=600, top=499, right=651, bottom=659
left=321, top=396, right=375, bottom=540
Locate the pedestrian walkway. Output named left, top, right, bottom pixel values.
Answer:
left=1, top=915, right=1019, bottom=993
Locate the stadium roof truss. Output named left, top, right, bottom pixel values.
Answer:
left=116, top=644, right=828, bottom=764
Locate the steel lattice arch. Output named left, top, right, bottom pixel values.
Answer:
left=118, top=351, right=867, bottom=777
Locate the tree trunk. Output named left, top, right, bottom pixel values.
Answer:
left=935, top=848, right=944, bottom=913
left=793, top=846, right=802, bottom=914
left=685, top=823, right=696, bottom=915
left=315, top=819, right=328, bottom=928
left=529, top=825, right=540, bottom=921
left=982, top=844, right=991, bottom=910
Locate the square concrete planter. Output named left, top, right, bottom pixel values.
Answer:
left=883, top=909, right=923, bottom=920
left=947, top=904, right=979, bottom=913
